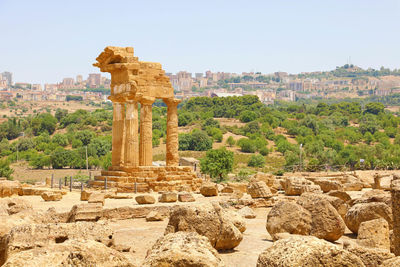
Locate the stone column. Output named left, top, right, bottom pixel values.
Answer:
left=165, top=98, right=181, bottom=166
left=124, top=101, right=139, bottom=168
left=391, top=178, right=400, bottom=256
left=111, top=102, right=125, bottom=168
left=139, top=97, right=155, bottom=166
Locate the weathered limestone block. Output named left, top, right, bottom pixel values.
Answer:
left=41, top=191, right=62, bottom=201
left=254, top=172, right=275, bottom=187
left=0, top=181, right=21, bottom=198
left=256, top=235, right=364, bottom=267
left=135, top=195, right=156, bottom=204
left=88, top=192, right=106, bottom=206
left=247, top=181, right=272, bottom=199
left=297, top=193, right=345, bottom=241
left=146, top=211, right=164, bottom=222
left=266, top=201, right=312, bottom=241
left=345, top=202, right=393, bottom=234
left=284, top=177, right=314, bottom=196
left=299, top=192, right=348, bottom=219
left=357, top=218, right=390, bottom=250
left=200, top=183, right=218, bottom=197
left=143, top=232, right=224, bottom=267
left=165, top=202, right=243, bottom=250
left=67, top=203, right=102, bottom=222
left=178, top=192, right=195, bottom=202
left=80, top=189, right=92, bottom=201
left=313, top=178, right=343, bottom=193
left=159, top=192, right=177, bottom=203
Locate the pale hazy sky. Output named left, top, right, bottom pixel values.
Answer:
left=0, top=0, right=399, bottom=84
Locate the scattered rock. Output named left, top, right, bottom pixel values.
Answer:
left=143, top=232, right=224, bottom=267
left=158, top=192, right=177, bottom=203
left=299, top=192, right=348, bottom=219
left=344, top=202, right=393, bottom=234
left=3, top=239, right=135, bottom=267
left=238, top=206, right=256, bottom=219
left=146, top=211, right=164, bottom=222
left=247, top=181, right=272, bottom=199
left=254, top=172, right=275, bottom=187
left=313, top=178, right=343, bottom=193
left=41, top=191, right=63, bottom=202
left=266, top=201, right=312, bottom=241
left=80, top=190, right=92, bottom=201
left=256, top=235, right=364, bottom=267
left=221, top=186, right=233, bottom=193
left=357, top=218, right=390, bottom=250
left=135, top=195, right=156, bottom=204
left=67, top=203, right=103, bottom=222
left=165, top=202, right=243, bottom=250
left=200, top=183, right=218, bottom=197
left=284, top=177, right=314, bottom=196
left=177, top=192, right=194, bottom=202
left=223, top=209, right=246, bottom=233
left=343, top=181, right=364, bottom=191
left=88, top=192, right=106, bottom=206
left=297, top=193, right=345, bottom=242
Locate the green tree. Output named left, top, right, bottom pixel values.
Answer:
left=226, top=136, right=236, bottom=147
left=365, top=102, right=384, bottom=115
left=248, top=154, right=265, bottom=167
left=0, top=159, right=13, bottom=179
left=200, top=147, right=234, bottom=182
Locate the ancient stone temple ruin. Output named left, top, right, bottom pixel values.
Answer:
left=90, top=46, right=201, bottom=192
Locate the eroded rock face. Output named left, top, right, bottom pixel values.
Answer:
left=299, top=192, right=348, bottom=219
left=200, top=183, right=218, bottom=197
left=297, top=193, right=345, bottom=242
left=158, top=192, right=177, bottom=203
left=382, top=257, right=400, bottom=267
left=143, top=232, right=224, bottom=267
left=0, top=181, right=21, bottom=198
left=266, top=201, right=312, bottom=241
left=0, top=198, right=32, bottom=216
left=344, top=202, right=393, bottom=234
left=247, top=181, right=272, bottom=199
left=3, top=239, right=135, bottom=267
left=165, top=202, right=243, bottom=250
left=357, top=218, right=390, bottom=250
left=256, top=235, right=364, bottom=267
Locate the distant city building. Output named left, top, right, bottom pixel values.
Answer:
left=87, top=73, right=101, bottom=87
left=31, top=84, right=42, bottom=91
left=76, top=75, right=83, bottom=84
left=62, top=78, right=74, bottom=87
left=1, top=71, right=13, bottom=86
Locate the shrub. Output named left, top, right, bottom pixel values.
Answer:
left=248, top=154, right=265, bottom=167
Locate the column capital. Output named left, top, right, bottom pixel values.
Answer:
left=138, top=96, right=155, bottom=106
left=164, top=98, right=181, bottom=107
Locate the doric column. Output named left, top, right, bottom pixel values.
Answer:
left=124, top=101, right=139, bottom=168
left=165, top=98, right=181, bottom=166
left=111, top=102, right=125, bottom=168
left=139, top=97, right=155, bottom=166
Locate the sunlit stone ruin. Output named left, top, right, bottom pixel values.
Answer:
left=90, top=46, right=201, bottom=192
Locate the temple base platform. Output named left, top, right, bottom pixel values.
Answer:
left=90, top=166, right=202, bottom=193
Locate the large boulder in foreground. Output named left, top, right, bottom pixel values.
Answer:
left=3, top=239, right=134, bottom=267
left=297, top=193, right=345, bottom=242
left=165, top=202, right=243, bottom=250
left=256, top=235, right=364, bottom=267
left=266, top=201, right=312, bottom=241
left=200, top=183, right=218, bottom=197
left=299, top=192, right=348, bottom=219
left=313, top=178, right=343, bottom=193
left=143, top=232, right=224, bottom=267
left=344, top=202, right=393, bottom=234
